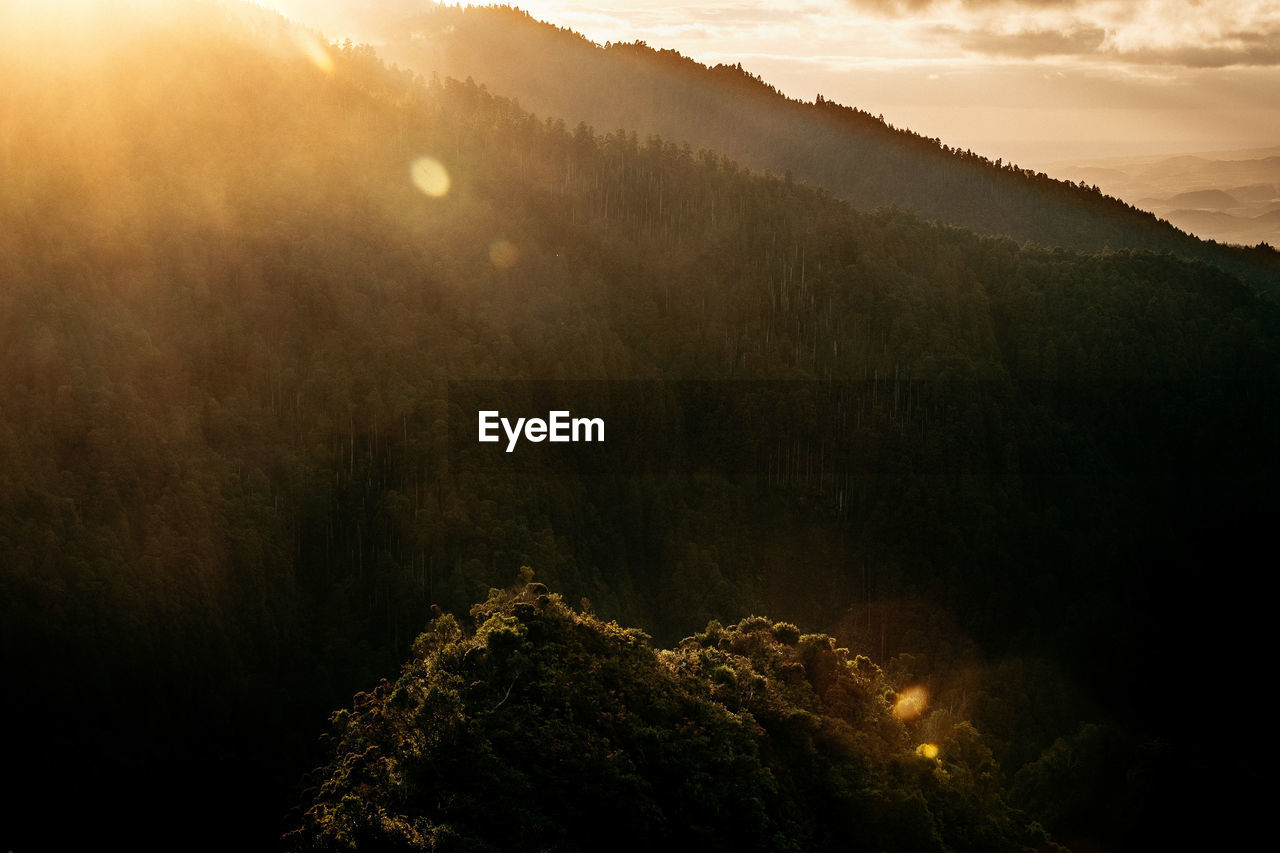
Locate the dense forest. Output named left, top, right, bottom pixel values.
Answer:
left=1, top=1, right=1275, bottom=849
left=287, top=581, right=1050, bottom=852
left=361, top=4, right=1280, bottom=291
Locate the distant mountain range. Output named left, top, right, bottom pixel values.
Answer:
left=1050, top=147, right=1280, bottom=247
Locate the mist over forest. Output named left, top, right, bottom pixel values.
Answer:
left=1, top=2, right=1275, bottom=850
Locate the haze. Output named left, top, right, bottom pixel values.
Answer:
left=258, top=0, right=1280, bottom=170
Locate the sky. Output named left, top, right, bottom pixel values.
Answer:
left=263, top=1, right=1279, bottom=167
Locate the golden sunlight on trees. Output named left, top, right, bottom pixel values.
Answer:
left=894, top=684, right=929, bottom=721
left=294, top=30, right=333, bottom=74
left=2, top=3, right=1276, bottom=849
left=286, top=582, right=1050, bottom=852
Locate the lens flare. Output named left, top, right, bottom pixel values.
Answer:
left=410, top=157, right=450, bottom=198
left=296, top=32, right=334, bottom=75
left=893, top=685, right=928, bottom=721
left=917, top=743, right=939, bottom=759
left=489, top=239, right=519, bottom=269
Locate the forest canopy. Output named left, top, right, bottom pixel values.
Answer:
left=286, top=580, right=1051, bottom=852
left=0, top=2, right=1275, bottom=849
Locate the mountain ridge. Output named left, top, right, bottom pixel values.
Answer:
left=327, top=3, right=1280, bottom=289
left=1, top=3, right=1276, bottom=848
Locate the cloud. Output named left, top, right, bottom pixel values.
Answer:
left=845, top=0, right=940, bottom=12
left=941, top=24, right=1106, bottom=57
left=873, top=0, right=1280, bottom=67
left=951, top=24, right=1280, bottom=68
left=1115, top=34, right=1280, bottom=68
left=847, top=0, right=1082, bottom=14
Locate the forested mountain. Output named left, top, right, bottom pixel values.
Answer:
left=349, top=3, right=1280, bottom=291
left=1, top=2, right=1275, bottom=849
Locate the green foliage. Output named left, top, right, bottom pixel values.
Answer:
left=287, top=582, right=1045, bottom=852
left=0, top=3, right=1274, bottom=847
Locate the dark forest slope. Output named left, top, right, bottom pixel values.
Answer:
left=360, top=3, right=1280, bottom=291
left=1, top=2, right=1275, bottom=848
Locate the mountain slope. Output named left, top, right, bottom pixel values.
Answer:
left=341, top=4, right=1280, bottom=290
left=1, top=2, right=1276, bottom=848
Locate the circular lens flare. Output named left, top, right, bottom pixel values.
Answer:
left=410, top=157, right=450, bottom=198
left=489, top=239, right=519, bottom=269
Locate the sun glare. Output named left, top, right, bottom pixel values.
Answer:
left=893, top=685, right=928, bottom=721
left=3, top=0, right=165, bottom=52
left=410, top=157, right=451, bottom=198
left=296, top=31, right=334, bottom=74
